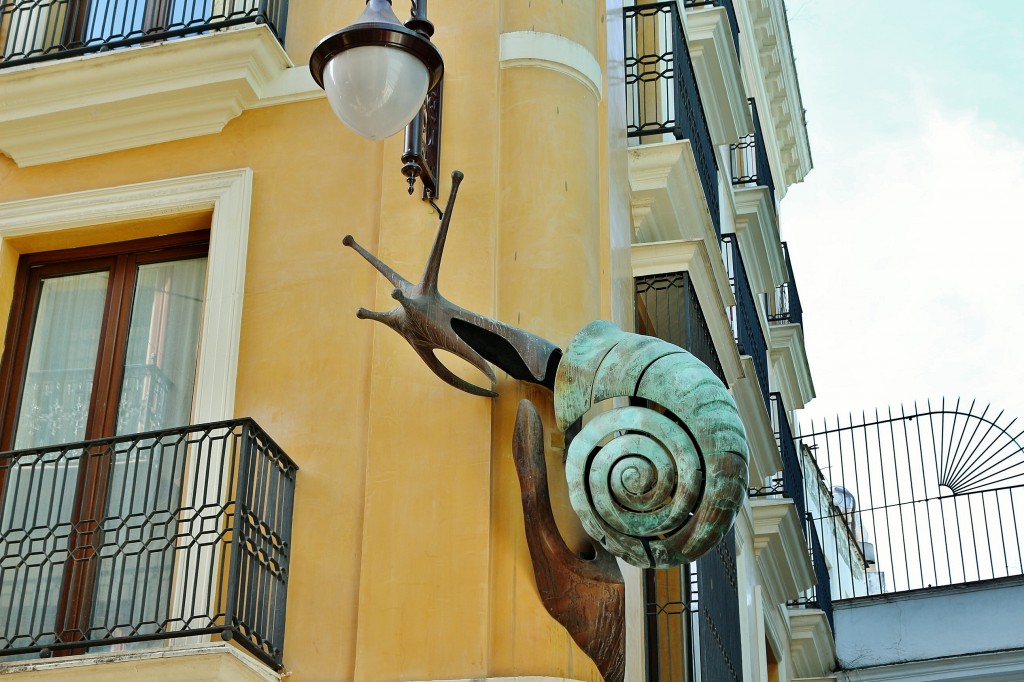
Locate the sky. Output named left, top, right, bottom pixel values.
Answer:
left=780, top=1, right=1024, bottom=432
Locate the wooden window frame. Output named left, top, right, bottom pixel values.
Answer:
left=0, top=229, right=209, bottom=651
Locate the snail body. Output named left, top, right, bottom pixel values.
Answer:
left=554, top=321, right=748, bottom=569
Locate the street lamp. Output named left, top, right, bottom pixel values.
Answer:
left=310, top=0, right=445, bottom=203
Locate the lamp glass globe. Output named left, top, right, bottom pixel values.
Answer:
left=323, top=45, right=430, bottom=141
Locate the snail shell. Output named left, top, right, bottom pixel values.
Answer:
left=554, top=321, right=748, bottom=569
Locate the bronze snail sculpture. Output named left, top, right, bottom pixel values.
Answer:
left=344, top=171, right=749, bottom=682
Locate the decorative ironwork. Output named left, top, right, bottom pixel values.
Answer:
left=0, top=0, right=289, bottom=68
left=513, top=400, right=625, bottom=682
left=634, top=271, right=726, bottom=383
left=0, top=418, right=297, bottom=669
left=695, top=528, right=743, bottom=682
left=750, top=393, right=808, bottom=530
left=683, top=0, right=739, bottom=53
left=801, top=399, right=1024, bottom=599
left=768, top=242, right=803, bottom=326
left=720, top=234, right=769, bottom=406
left=624, top=2, right=721, bottom=238
left=789, top=513, right=835, bottom=634
left=730, top=98, right=776, bottom=209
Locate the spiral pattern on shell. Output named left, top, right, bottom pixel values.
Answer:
left=554, top=321, right=748, bottom=569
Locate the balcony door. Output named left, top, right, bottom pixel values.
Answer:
left=0, top=232, right=208, bottom=653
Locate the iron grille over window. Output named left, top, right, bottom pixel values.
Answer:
left=634, top=271, right=725, bottom=383
left=0, top=0, right=289, bottom=68
left=720, top=234, right=769, bottom=406
left=635, top=272, right=742, bottom=681
left=624, top=1, right=721, bottom=238
left=0, top=418, right=297, bottom=669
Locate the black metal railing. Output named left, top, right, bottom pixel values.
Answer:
left=624, top=2, right=721, bottom=238
left=0, top=418, right=297, bottom=669
left=800, top=399, right=1024, bottom=600
left=683, top=0, right=739, bottom=53
left=695, top=529, right=744, bottom=682
left=730, top=99, right=776, bottom=209
left=0, top=0, right=288, bottom=68
left=634, top=271, right=726, bottom=383
left=750, top=393, right=808, bottom=527
left=768, top=242, right=803, bottom=326
left=720, top=235, right=769, bottom=405
left=789, top=514, right=835, bottom=634
left=643, top=513, right=744, bottom=682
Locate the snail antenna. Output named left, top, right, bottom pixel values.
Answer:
left=417, top=170, right=464, bottom=295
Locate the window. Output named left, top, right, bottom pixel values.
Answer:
left=0, top=231, right=208, bottom=653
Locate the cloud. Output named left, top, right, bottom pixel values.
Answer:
left=784, top=104, right=1024, bottom=425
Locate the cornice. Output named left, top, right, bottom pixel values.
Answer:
left=0, top=26, right=321, bottom=167
left=768, top=322, right=816, bottom=410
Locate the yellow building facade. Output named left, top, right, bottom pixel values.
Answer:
left=0, top=1, right=830, bottom=681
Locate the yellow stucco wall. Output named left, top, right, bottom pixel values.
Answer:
left=0, top=2, right=613, bottom=681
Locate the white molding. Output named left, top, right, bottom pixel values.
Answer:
left=685, top=6, right=749, bottom=147
left=0, top=26, right=321, bottom=167
left=731, top=185, right=784, bottom=293
left=750, top=498, right=815, bottom=604
left=627, top=140, right=717, bottom=246
left=837, top=648, right=1024, bottom=682
left=0, top=168, right=252, bottom=424
left=499, top=31, right=603, bottom=100
left=0, top=642, right=279, bottom=681
left=732, top=357, right=781, bottom=487
left=788, top=608, right=837, bottom=679
left=739, top=0, right=812, bottom=195
left=630, top=238, right=742, bottom=385
left=769, top=322, right=815, bottom=411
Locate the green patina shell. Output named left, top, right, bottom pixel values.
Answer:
left=554, top=320, right=749, bottom=569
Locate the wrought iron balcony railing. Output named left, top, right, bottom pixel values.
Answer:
left=0, top=0, right=289, bottom=68
left=683, top=0, right=739, bottom=53
left=751, top=393, right=808, bottom=526
left=634, top=271, right=726, bottom=383
left=624, top=1, right=721, bottom=238
left=730, top=99, right=777, bottom=209
left=720, top=235, right=769, bottom=406
left=768, top=241, right=803, bottom=326
left=0, top=418, right=297, bottom=669
left=789, top=514, right=835, bottom=633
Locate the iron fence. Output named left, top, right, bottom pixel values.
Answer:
left=0, top=0, right=289, bottom=68
left=800, top=399, right=1024, bottom=600
left=683, top=0, right=739, bottom=53
left=719, top=235, right=768, bottom=406
left=634, top=271, right=726, bottom=383
left=768, top=242, right=803, bottom=326
left=0, top=418, right=297, bottom=669
left=624, top=1, right=721, bottom=238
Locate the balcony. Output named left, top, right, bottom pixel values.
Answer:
left=624, top=1, right=720, bottom=239
left=0, top=418, right=297, bottom=670
left=0, top=0, right=288, bottom=68
left=719, top=234, right=768, bottom=406
left=730, top=98, right=777, bottom=209
left=751, top=393, right=808, bottom=523
left=768, top=242, right=803, bottom=326
left=0, top=1, right=314, bottom=167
